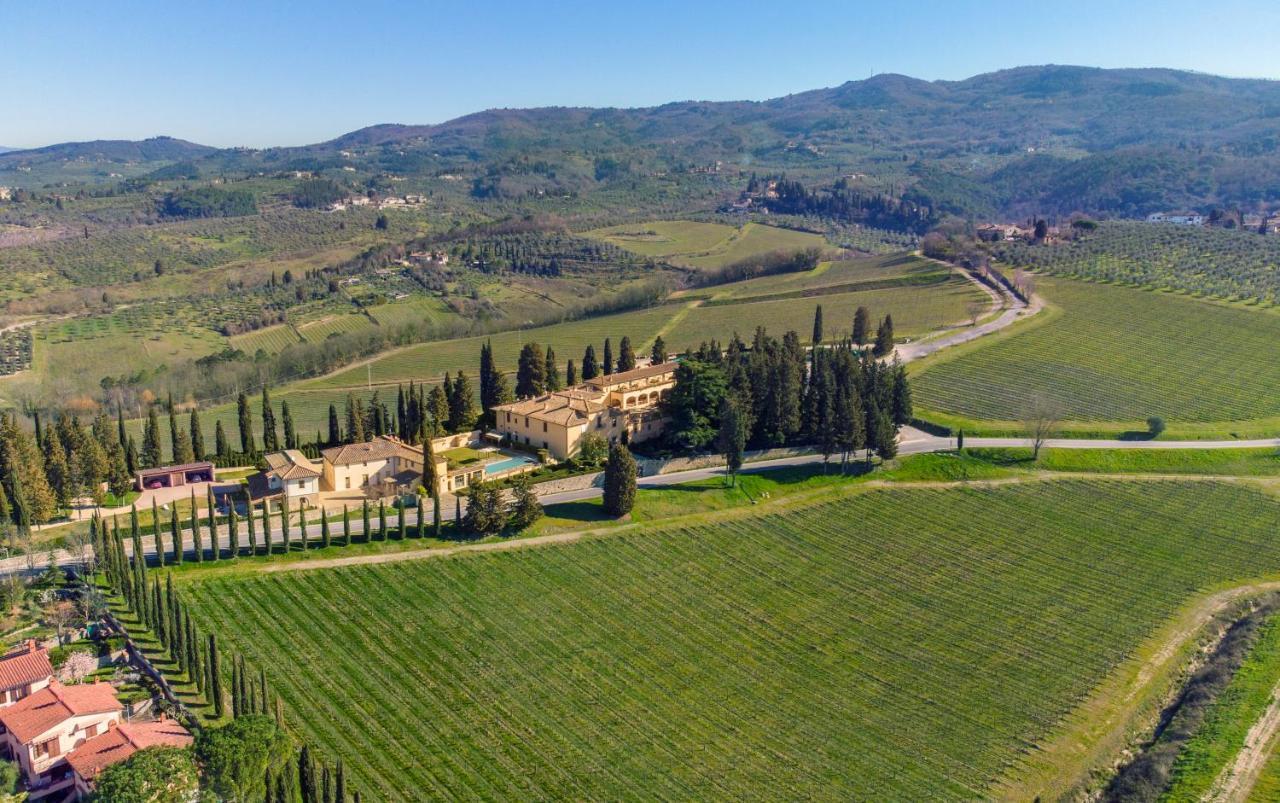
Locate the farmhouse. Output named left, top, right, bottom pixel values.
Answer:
left=0, top=680, right=122, bottom=796
left=1146, top=212, right=1205, bottom=225
left=246, top=449, right=323, bottom=508
left=0, top=641, right=53, bottom=708
left=321, top=435, right=426, bottom=497
left=64, top=717, right=193, bottom=797
left=491, top=362, right=677, bottom=461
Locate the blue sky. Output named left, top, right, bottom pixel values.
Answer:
left=3, top=0, right=1278, bottom=148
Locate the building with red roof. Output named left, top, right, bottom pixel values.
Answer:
left=0, top=680, right=122, bottom=797
left=65, top=717, right=193, bottom=798
left=0, top=641, right=53, bottom=708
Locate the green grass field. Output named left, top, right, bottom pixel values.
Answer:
left=229, top=324, right=302, bottom=354
left=181, top=479, right=1280, bottom=801
left=912, top=277, right=1280, bottom=435
left=586, top=220, right=827, bottom=270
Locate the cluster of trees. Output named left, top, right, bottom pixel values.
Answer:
left=0, top=409, right=132, bottom=529
left=513, top=335, right=650, bottom=400
left=158, top=186, right=257, bottom=219
left=753, top=175, right=939, bottom=233
left=460, top=474, right=543, bottom=536
left=666, top=307, right=911, bottom=479
left=290, top=178, right=348, bottom=209
left=691, top=247, right=823, bottom=288
left=93, top=513, right=359, bottom=802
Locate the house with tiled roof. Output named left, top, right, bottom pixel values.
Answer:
left=492, top=361, right=676, bottom=460
left=247, top=449, right=323, bottom=508
left=0, top=641, right=53, bottom=708
left=320, top=435, right=426, bottom=498
left=65, top=717, right=193, bottom=798
left=0, top=679, right=122, bottom=795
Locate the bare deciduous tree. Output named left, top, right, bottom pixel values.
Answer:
left=1022, top=394, right=1062, bottom=460
left=967, top=300, right=987, bottom=326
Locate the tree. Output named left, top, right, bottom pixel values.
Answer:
left=651, top=336, right=668, bottom=365
left=872, top=405, right=898, bottom=461
left=507, top=474, right=543, bottom=530
left=581, top=345, right=599, bottom=380
left=261, top=388, right=279, bottom=453
left=196, top=715, right=293, bottom=802
left=141, top=406, right=162, bottom=468
left=811, top=304, right=824, bottom=346
left=345, top=394, right=365, bottom=443
left=1022, top=394, right=1061, bottom=460
left=602, top=443, right=637, bottom=517
left=167, top=396, right=184, bottom=464
left=328, top=405, right=341, bottom=447
left=433, top=493, right=442, bottom=539
left=215, top=420, right=229, bottom=460
left=574, top=432, right=609, bottom=468
left=616, top=336, right=636, bottom=372
left=565, top=359, right=577, bottom=386
left=237, top=392, right=253, bottom=455
left=516, top=343, right=546, bottom=398
left=281, top=402, right=297, bottom=450
left=375, top=213, right=389, bottom=230
left=716, top=398, right=747, bottom=486
left=852, top=306, right=871, bottom=346
left=666, top=360, right=728, bottom=451
left=1147, top=416, right=1166, bottom=438
left=91, top=745, right=198, bottom=803
left=461, top=480, right=504, bottom=537
left=602, top=338, right=614, bottom=376
left=425, top=385, right=448, bottom=436
left=208, top=633, right=224, bottom=718
left=544, top=346, right=562, bottom=392
left=873, top=315, right=895, bottom=358
left=447, top=371, right=475, bottom=432
left=889, top=359, right=912, bottom=426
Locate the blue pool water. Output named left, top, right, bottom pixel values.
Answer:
left=485, top=455, right=538, bottom=475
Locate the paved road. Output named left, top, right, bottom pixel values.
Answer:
left=11, top=426, right=1276, bottom=577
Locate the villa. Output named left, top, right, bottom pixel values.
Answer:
left=0, top=642, right=53, bottom=708
left=491, top=362, right=677, bottom=461
left=0, top=680, right=123, bottom=798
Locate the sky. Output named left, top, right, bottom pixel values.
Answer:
left=3, top=0, right=1279, bottom=149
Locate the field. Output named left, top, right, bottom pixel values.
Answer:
left=665, top=273, right=984, bottom=350
left=993, top=221, right=1280, bottom=306
left=912, top=277, right=1280, bottom=435
left=181, top=479, right=1280, bottom=801
left=586, top=220, right=827, bottom=270
left=229, top=324, right=302, bottom=354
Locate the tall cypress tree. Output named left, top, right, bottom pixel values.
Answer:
left=566, top=359, right=577, bottom=386
left=298, top=504, right=308, bottom=550
left=237, top=392, right=253, bottom=454
left=328, top=405, right=341, bottom=447
left=873, top=315, right=895, bottom=358
left=852, top=306, right=871, bottom=346
left=215, top=420, right=229, bottom=460
left=545, top=346, right=561, bottom=392
left=603, top=338, right=614, bottom=376
left=397, top=502, right=406, bottom=540
left=246, top=499, right=258, bottom=556
left=208, top=634, right=224, bottom=718
left=228, top=505, right=240, bottom=558
left=617, top=336, right=635, bottom=372
left=189, top=490, right=202, bottom=563
left=170, top=507, right=182, bottom=565
left=261, top=388, right=279, bottom=452
left=282, top=402, right=297, bottom=450
left=280, top=501, right=291, bottom=553
left=651, top=335, right=668, bottom=364
left=581, top=345, right=599, bottom=380
left=167, top=395, right=183, bottom=464
left=207, top=485, right=219, bottom=561
left=377, top=501, right=387, bottom=541
left=141, top=405, right=162, bottom=468
left=433, top=494, right=442, bottom=539
left=361, top=501, right=370, bottom=543
left=189, top=408, right=205, bottom=460
left=342, top=505, right=350, bottom=545
left=335, top=760, right=346, bottom=803
left=261, top=500, right=271, bottom=555
left=416, top=496, right=426, bottom=539
left=152, top=497, right=165, bottom=566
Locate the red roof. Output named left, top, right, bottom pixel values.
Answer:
left=0, top=641, right=52, bottom=691
left=0, top=680, right=121, bottom=744
left=66, top=718, right=193, bottom=782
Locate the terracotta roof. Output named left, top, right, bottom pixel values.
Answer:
left=495, top=390, right=608, bottom=426
left=322, top=436, right=421, bottom=466
left=584, top=361, right=678, bottom=388
left=0, top=680, right=121, bottom=744
left=264, top=450, right=322, bottom=480
left=65, top=718, right=193, bottom=783
left=244, top=472, right=281, bottom=502
left=0, top=642, right=52, bottom=691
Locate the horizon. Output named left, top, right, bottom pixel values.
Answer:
left=4, top=0, right=1279, bottom=149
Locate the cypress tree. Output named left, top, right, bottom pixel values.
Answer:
left=416, top=495, right=426, bottom=538
left=516, top=343, right=546, bottom=398
left=246, top=499, right=258, bottom=556
left=261, top=500, right=271, bottom=555
left=335, top=760, right=346, bottom=803
left=142, top=405, right=162, bottom=468
left=433, top=494, right=442, bottom=539
left=455, top=495, right=462, bottom=531
left=397, top=501, right=406, bottom=540
left=190, top=490, right=202, bottom=562
left=566, top=359, right=577, bottom=386
left=328, top=405, right=341, bottom=447
left=378, top=501, right=387, bottom=541
left=207, top=485, right=219, bottom=561
left=299, top=745, right=317, bottom=803
left=342, top=505, right=351, bottom=545
left=185, top=613, right=199, bottom=688
left=873, top=315, right=895, bottom=357
left=152, top=497, right=165, bottom=566
left=237, top=392, right=253, bottom=454
left=603, top=338, right=614, bottom=375
left=581, top=344, right=599, bottom=380
left=361, top=501, right=370, bottom=543
left=602, top=443, right=637, bottom=517
left=259, top=668, right=270, bottom=715
left=323, top=766, right=332, bottom=803
left=261, top=387, right=279, bottom=453
left=280, top=501, right=291, bottom=553
left=189, top=408, right=205, bottom=460
left=215, top=419, right=229, bottom=460
left=230, top=657, right=241, bottom=718
left=170, top=507, right=182, bottom=565
left=812, top=304, right=824, bottom=346
left=152, top=578, right=166, bottom=646
left=617, top=336, right=636, bottom=372
left=228, top=505, right=239, bottom=558
left=852, top=306, right=871, bottom=346
left=208, top=634, right=224, bottom=718
left=167, top=395, right=183, bottom=464
left=651, top=335, right=668, bottom=364
left=321, top=513, right=331, bottom=549
left=544, top=346, right=561, bottom=392
left=299, top=504, right=308, bottom=550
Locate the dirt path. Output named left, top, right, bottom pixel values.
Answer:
left=995, top=580, right=1280, bottom=801
left=1204, top=677, right=1280, bottom=802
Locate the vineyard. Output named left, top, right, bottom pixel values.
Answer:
left=912, top=277, right=1280, bottom=432
left=992, top=221, right=1280, bottom=306
left=586, top=220, right=827, bottom=270
left=181, top=479, right=1280, bottom=801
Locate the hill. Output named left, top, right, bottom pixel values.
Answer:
left=4, top=67, right=1280, bottom=217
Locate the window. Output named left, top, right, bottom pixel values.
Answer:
left=35, top=737, right=57, bottom=758
left=506, top=412, right=511, bottom=423
left=542, top=422, right=547, bottom=432
left=345, top=477, right=351, bottom=490
left=362, top=474, right=369, bottom=485
left=542, top=441, right=548, bottom=449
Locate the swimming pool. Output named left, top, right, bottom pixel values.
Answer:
left=484, top=454, right=538, bottom=475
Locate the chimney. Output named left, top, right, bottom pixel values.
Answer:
left=27, top=639, right=37, bottom=653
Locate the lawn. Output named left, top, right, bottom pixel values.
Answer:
left=181, top=479, right=1280, bottom=801
left=911, top=277, right=1280, bottom=436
